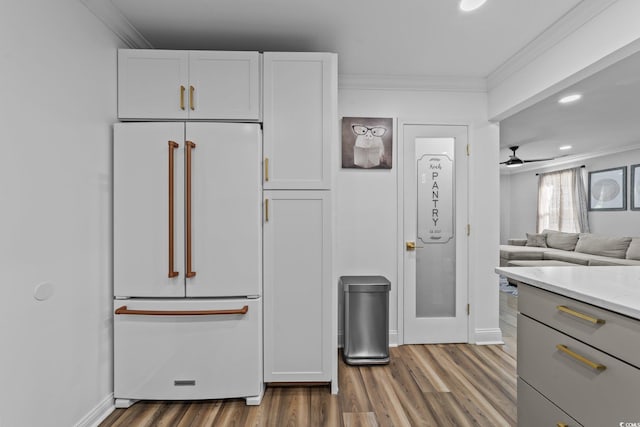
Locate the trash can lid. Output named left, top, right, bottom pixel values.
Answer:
left=340, top=275, right=390, bottom=292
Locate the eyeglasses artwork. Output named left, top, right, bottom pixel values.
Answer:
left=342, top=116, right=392, bottom=169
left=351, top=125, right=387, bottom=137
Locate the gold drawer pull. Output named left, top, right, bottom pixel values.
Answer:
left=557, top=305, right=605, bottom=324
left=557, top=423, right=568, bottom=427
left=556, top=344, right=606, bottom=371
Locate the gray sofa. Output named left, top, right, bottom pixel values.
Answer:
left=500, top=229, right=640, bottom=267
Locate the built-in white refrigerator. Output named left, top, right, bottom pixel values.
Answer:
left=113, top=122, right=263, bottom=407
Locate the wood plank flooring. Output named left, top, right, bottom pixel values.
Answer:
left=101, top=293, right=518, bottom=427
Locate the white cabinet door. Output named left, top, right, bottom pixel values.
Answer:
left=114, top=298, right=262, bottom=401
left=118, top=49, right=261, bottom=121
left=263, top=53, right=336, bottom=190
left=118, top=50, right=189, bottom=120
left=189, top=51, right=261, bottom=121
left=263, top=191, right=332, bottom=382
left=114, top=122, right=185, bottom=297
left=186, top=123, right=262, bottom=297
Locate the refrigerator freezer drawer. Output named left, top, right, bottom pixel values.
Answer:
left=114, top=298, right=262, bottom=401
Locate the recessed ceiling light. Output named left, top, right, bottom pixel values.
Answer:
left=559, top=145, right=572, bottom=151
left=459, top=0, right=487, bottom=12
left=558, top=93, right=582, bottom=104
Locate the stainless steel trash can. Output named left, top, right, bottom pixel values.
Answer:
left=341, top=276, right=391, bottom=365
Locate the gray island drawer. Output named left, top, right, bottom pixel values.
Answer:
left=517, top=378, right=581, bottom=427
left=518, top=283, right=640, bottom=369
left=518, top=313, right=640, bottom=427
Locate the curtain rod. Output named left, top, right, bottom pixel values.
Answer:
left=536, top=165, right=585, bottom=176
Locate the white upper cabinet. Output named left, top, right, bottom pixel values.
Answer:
left=188, top=51, right=261, bottom=120
left=263, top=52, right=337, bottom=190
left=118, top=50, right=189, bottom=120
left=118, top=49, right=261, bottom=121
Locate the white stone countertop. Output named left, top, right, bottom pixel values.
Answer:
left=495, top=266, right=640, bottom=320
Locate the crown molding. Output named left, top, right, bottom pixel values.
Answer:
left=487, top=0, right=619, bottom=91
left=339, top=74, right=487, bottom=93
left=79, top=0, right=152, bottom=48
left=501, top=142, right=640, bottom=175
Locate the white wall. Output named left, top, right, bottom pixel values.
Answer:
left=489, top=0, right=640, bottom=120
left=502, top=169, right=539, bottom=240
left=501, top=147, right=640, bottom=240
left=0, top=1, right=122, bottom=426
left=336, top=88, right=501, bottom=345
left=500, top=174, right=511, bottom=244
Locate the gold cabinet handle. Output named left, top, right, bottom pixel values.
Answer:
left=264, top=157, right=269, bottom=182
left=265, top=199, right=269, bottom=222
left=168, top=141, right=179, bottom=278
left=556, top=344, right=606, bottom=371
left=189, top=85, right=195, bottom=110
left=179, top=85, right=186, bottom=110
left=185, top=141, right=196, bottom=278
left=406, top=241, right=423, bottom=251
left=557, top=423, right=568, bottom=427
left=557, top=305, right=605, bottom=325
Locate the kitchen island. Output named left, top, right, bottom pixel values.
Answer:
left=496, top=266, right=640, bottom=427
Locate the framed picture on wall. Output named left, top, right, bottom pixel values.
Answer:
left=341, top=117, right=393, bottom=169
left=588, top=166, right=627, bottom=211
left=631, top=164, right=640, bottom=211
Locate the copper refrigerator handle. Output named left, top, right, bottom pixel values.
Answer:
left=115, top=305, right=249, bottom=316
left=168, top=141, right=180, bottom=278
left=185, top=140, right=196, bottom=278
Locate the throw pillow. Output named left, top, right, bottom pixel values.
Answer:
left=626, top=238, right=640, bottom=260
left=525, top=233, right=547, bottom=248
left=574, top=234, right=632, bottom=259
left=543, top=229, right=580, bottom=251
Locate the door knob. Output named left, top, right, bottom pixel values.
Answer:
left=406, top=241, right=423, bottom=251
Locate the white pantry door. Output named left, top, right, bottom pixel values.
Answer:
left=185, top=123, right=262, bottom=297
left=402, top=124, right=468, bottom=344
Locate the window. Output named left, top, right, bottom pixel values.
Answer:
left=537, top=167, right=589, bottom=233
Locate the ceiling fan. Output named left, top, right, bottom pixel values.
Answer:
left=500, top=146, right=554, bottom=168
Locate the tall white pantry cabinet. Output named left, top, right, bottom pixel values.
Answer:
left=114, top=49, right=337, bottom=402
left=263, top=52, right=336, bottom=386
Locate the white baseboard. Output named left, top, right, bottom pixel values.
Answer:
left=74, top=393, right=115, bottom=427
left=473, top=328, right=504, bottom=345
left=389, top=330, right=399, bottom=347
left=338, top=330, right=399, bottom=348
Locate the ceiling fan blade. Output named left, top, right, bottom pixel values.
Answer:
left=523, top=158, right=554, bottom=163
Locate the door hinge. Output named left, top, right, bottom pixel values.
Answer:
left=467, top=304, right=470, bottom=315
left=466, top=144, right=470, bottom=156
left=466, top=224, right=470, bottom=236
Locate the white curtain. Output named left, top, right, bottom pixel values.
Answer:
left=537, top=167, right=590, bottom=233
